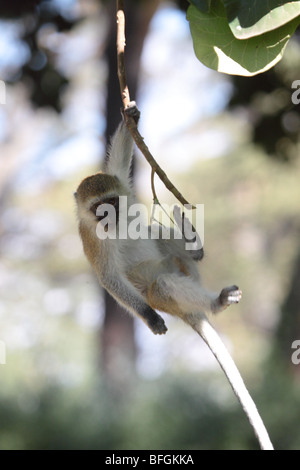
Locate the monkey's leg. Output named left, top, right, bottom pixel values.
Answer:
left=149, top=273, right=242, bottom=316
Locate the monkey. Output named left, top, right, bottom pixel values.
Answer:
left=74, top=102, right=273, bottom=450
left=75, top=102, right=241, bottom=335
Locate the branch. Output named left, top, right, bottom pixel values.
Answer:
left=116, top=0, right=194, bottom=208
left=116, top=1, right=130, bottom=108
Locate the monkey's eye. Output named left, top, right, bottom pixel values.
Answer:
left=104, top=197, right=118, bottom=207
left=90, top=202, right=100, bottom=216
left=89, top=197, right=119, bottom=225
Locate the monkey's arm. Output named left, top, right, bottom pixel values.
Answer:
left=100, top=270, right=167, bottom=335
left=104, top=102, right=140, bottom=183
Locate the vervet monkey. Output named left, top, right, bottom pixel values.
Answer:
left=75, top=103, right=241, bottom=334
left=74, top=102, right=273, bottom=450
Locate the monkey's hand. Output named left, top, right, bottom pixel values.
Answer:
left=212, top=285, right=242, bottom=313
left=173, top=205, right=204, bottom=261
left=124, top=101, right=140, bottom=124
left=145, top=308, right=168, bottom=335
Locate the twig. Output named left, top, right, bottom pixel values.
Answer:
left=116, top=0, right=194, bottom=208
left=116, top=1, right=130, bottom=108
left=151, top=168, right=159, bottom=205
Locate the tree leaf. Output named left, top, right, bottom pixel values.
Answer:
left=190, top=0, right=212, bottom=13
left=224, top=0, right=300, bottom=39
left=187, top=1, right=299, bottom=76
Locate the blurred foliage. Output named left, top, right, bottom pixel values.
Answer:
left=0, top=0, right=300, bottom=452
left=229, top=33, right=300, bottom=160
left=0, top=0, right=79, bottom=110
left=1, top=365, right=300, bottom=449
left=0, top=0, right=43, bottom=17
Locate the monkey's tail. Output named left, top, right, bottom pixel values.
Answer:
left=188, top=313, right=274, bottom=450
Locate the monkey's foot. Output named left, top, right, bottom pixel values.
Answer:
left=124, top=101, right=140, bottom=124
left=213, top=285, right=242, bottom=313
left=148, top=314, right=168, bottom=335
left=220, top=285, right=242, bottom=306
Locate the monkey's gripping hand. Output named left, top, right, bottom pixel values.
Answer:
left=123, top=101, right=140, bottom=124
left=212, top=285, right=242, bottom=314
left=173, top=205, right=204, bottom=261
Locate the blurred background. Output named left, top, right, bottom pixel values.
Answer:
left=0, top=0, right=300, bottom=450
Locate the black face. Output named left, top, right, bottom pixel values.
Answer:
left=90, top=197, right=119, bottom=232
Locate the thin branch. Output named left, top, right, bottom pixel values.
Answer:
left=116, top=0, right=195, bottom=209
left=151, top=168, right=159, bottom=205
left=116, top=1, right=130, bottom=108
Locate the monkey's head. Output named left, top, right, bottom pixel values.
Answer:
left=75, top=172, right=123, bottom=231
left=75, top=172, right=120, bottom=204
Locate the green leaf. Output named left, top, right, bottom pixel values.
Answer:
left=187, top=0, right=299, bottom=76
left=223, top=0, right=300, bottom=39
left=190, top=0, right=212, bottom=13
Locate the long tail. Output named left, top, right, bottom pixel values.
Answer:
left=187, top=313, right=273, bottom=450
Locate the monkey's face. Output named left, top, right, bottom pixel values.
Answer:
left=89, top=196, right=119, bottom=232
left=75, top=173, right=125, bottom=233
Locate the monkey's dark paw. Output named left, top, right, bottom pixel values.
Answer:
left=173, top=205, right=204, bottom=261
left=219, top=285, right=242, bottom=306
left=125, top=101, right=140, bottom=124
left=148, top=315, right=168, bottom=335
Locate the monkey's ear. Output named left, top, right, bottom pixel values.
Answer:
left=73, top=191, right=78, bottom=200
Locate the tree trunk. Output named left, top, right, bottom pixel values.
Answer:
left=101, top=0, right=159, bottom=394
